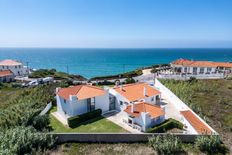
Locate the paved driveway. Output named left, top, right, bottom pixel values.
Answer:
left=103, top=111, right=142, bottom=134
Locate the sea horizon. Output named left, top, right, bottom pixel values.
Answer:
left=0, top=48, right=232, bottom=78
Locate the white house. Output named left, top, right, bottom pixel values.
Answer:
left=0, top=70, right=15, bottom=83
left=108, top=82, right=161, bottom=111
left=56, top=85, right=109, bottom=121
left=109, top=82, right=165, bottom=131
left=0, top=59, right=29, bottom=76
left=124, top=102, right=165, bottom=132
left=171, top=58, right=232, bottom=75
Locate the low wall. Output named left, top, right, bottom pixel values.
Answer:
left=53, top=133, right=199, bottom=143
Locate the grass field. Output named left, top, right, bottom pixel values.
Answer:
left=161, top=79, right=232, bottom=152
left=49, top=107, right=127, bottom=133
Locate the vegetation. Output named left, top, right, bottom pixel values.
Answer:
left=146, top=118, right=183, bottom=133
left=0, top=84, right=58, bottom=153
left=0, top=126, right=56, bottom=155
left=90, top=69, right=142, bottom=80
left=125, top=77, right=136, bottom=84
left=149, top=134, right=183, bottom=155
left=68, top=109, right=102, bottom=128
left=195, top=135, right=228, bottom=154
left=29, top=69, right=86, bottom=81
left=161, top=79, right=232, bottom=152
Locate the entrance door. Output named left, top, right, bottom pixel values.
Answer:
left=109, top=95, right=116, bottom=111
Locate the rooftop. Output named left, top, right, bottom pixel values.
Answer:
left=180, top=110, right=212, bottom=134
left=171, top=58, right=232, bottom=68
left=113, top=83, right=161, bottom=102
left=57, top=85, right=106, bottom=100
left=124, top=102, right=165, bottom=118
left=0, top=59, right=22, bottom=66
left=0, top=70, right=13, bottom=77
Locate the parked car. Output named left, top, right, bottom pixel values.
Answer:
left=43, top=77, right=54, bottom=83
left=28, top=80, right=39, bottom=87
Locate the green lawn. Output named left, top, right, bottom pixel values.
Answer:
left=49, top=106, right=128, bottom=133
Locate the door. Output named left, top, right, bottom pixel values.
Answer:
left=109, top=94, right=116, bottom=111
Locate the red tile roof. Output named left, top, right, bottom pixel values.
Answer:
left=0, top=70, right=13, bottom=77
left=114, top=83, right=161, bottom=102
left=180, top=110, right=212, bottom=134
left=0, top=59, right=22, bottom=66
left=57, top=85, right=106, bottom=100
left=124, top=102, right=165, bottom=118
left=171, top=58, right=232, bottom=68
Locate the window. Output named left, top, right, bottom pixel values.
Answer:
left=207, top=67, right=212, bottom=73
left=64, top=99, right=66, bottom=103
left=184, top=67, right=187, bottom=73
left=15, top=66, right=17, bottom=69
left=120, top=101, right=123, bottom=105
left=193, top=67, right=197, bottom=74
left=200, top=67, right=204, bottom=74
left=124, top=102, right=129, bottom=105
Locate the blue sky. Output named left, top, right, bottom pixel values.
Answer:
left=0, top=0, right=231, bottom=48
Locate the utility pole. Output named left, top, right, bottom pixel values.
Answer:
left=123, top=64, right=125, bottom=73
left=26, top=61, right=29, bottom=74
left=66, top=65, right=69, bottom=74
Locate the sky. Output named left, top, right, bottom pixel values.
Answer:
left=0, top=0, right=232, bottom=48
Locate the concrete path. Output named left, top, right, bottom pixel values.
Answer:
left=52, top=112, right=68, bottom=126
left=103, top=111, right=142, bottom=134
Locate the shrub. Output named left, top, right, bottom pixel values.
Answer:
left=195, top=135, right=224, bottom=153
left=146, top=118, right=183, bottom=133
left=32, top=114, right=50, bottom=131
left=125, top=78, right=135, bottom=84
left=149, top=134, right=183, bottom=155
left=0, top=126, right=56, bottom=155
left=68, top=109, right=102, bottom=128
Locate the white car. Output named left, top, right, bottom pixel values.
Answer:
left=28, top=80, right=39, bottom=87
left=42, top=77, right=54, bottom=83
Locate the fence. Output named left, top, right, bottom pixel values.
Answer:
left=39, top=102, right=52, bottom=115
left=157, top=73, right=224, bottom=80
left=52, top=133, right=200, bottom=143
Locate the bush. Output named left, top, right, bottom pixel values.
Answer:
left=149, top=134, right=183, bottom=155
left=0, top=126, right=56, bottom=155
left=146, top=118, right=183, bottom=133
left=32, top=114, right=50, bottom=131
left=68, top=109, right=102, bottom=128
left=195, top=135, right=225, bottom=154
left=125, top=78, right=135, bottom=84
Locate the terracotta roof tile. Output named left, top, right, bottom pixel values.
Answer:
left=0, top=70, right=13, bottom=77
left=114, top=83, right=161, bottom=102
left=124, top=102, right=165, bottom=118
left=57, top=85, right=106, bottom=100
left=0, top=59, right=22, bottom=66
left=180, top=110, right=212, bottom=134
left=171, top=58, right=232, bottom=68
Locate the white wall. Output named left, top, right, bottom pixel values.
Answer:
left=95, top=92, right=110, bottom=113
left=109, top=89, right=130, bottom=111
left=0, top=65, right=28, bottom=76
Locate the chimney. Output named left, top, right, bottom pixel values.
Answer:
left=143, top=87, right=147, bottom=97
left=120, top=85, right=123, bottom=91
left=56, top=87, right=61, bottom=93
left=131, top=103, right=134, bottom=113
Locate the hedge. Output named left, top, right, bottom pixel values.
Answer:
left=147, top=118, right=183, bottom=133
left=68, top=109, right=102, bottom=128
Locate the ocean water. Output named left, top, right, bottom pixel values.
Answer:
left=0, top=48, right=232, bottom=78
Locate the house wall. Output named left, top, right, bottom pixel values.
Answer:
left=56, top=93, right=110, bottom=118
left=109, top=89, right=130, bottom=111
left=0, top=65, right=28, bottom=76
left=171, top=64, right=217, bottom=74
left=95, top=92, right=110, bottom=113
left=0, top=75, right=14, bottom=82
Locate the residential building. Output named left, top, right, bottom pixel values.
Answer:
left=180, top=110, right=213, bottom=135
left=124, top=102, right=165, bottom=131
left=0, top=59, right=29, bottom=76
left=109, top=82, right=161, bottom=111
left=56, top=85, right=109, bottom=121
left=171, top=58, right=232, bottom=75
left=0, top=70, right=14, bottom=83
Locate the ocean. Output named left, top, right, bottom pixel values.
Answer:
left=0, top=48, right=232, bottom=78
